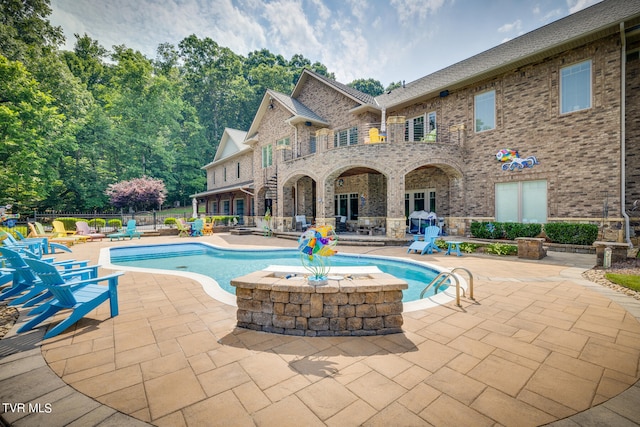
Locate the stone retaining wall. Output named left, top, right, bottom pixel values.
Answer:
left=231, top=270, right=408, bottom=336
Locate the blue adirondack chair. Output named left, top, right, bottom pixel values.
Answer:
left=14, top=230, right=72, bottom=255
left=191, top=219, right=204, bottom=237
left=0, top=248, right=96, bottom=308
left=108, top=220, right=143, bottom=241
left=19, top=258, right=124, bottom=339
left=407, top=225, right=442, bottom=255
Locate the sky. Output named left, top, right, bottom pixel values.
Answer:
left=49, top=0, right=603, bottom=87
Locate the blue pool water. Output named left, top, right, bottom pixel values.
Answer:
left=108, top=243, right=447, bottom=302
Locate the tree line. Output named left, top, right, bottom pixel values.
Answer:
left=0, top=0, right=399, bottom=213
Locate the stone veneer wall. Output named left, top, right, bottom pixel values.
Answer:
left=231, top=270, right=408, bottom=336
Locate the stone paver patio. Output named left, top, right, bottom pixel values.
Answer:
left=1, top=233, right=640, bottom=426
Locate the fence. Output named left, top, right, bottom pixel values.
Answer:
left=25, top=210, right=199, bottom=232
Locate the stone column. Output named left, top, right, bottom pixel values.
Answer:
left=386, top=116, right=406, bottom=144
left=315, top=129, right=332, bottom=153
left=386, top=172, right=407, bottom=238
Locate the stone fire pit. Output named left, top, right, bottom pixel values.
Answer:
left=231, top=266, right=408, bottom=336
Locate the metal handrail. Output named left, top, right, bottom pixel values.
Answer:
left=420, top=267, right=474, bottom=307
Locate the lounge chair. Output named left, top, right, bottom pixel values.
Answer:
left=14, top=230, right=71, bottom=255
left=28, top=222, right=78, bottom=249
left=108, top=220, right=143, bottom=241
left=52, top=221, right=89, bottom=243
left=407, top=225, right=441, bottom=255
left=19, top=257, right=124, bottom=339
left=75, top=221, right=106, bottom=241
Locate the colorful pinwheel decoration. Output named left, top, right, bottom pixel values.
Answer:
left=297, top=224, right=338, bottom=282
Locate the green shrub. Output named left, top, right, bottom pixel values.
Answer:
left=459, top=242, right=479, bottom=253
left=435, top=239, right=448, bottom=250
left=87, top=218, right=106, bottom=229
left=211, top=215, right=239, bottom=225
left=164, top=217, right=177, bottom=226
left=485, top=242, right=518, bottom=256
left=470, top=222, right=504, bottom=239
left=108, top=219, right=122, bottom=229
left=471, top=221, right=542, bottom=240
left=503, top=223, right=542, bottom=240
left=544, top=222, right=598, bottom=245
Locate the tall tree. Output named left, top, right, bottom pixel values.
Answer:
left=0, top=55, right=64, bottom=209
left=347, top=78, right=384, bottom=97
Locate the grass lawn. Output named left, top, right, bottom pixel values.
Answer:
left=605, top=273, right=640, bottom=292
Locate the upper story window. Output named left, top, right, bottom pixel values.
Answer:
left=405, top=115, right=424, bottom=141
left=236, top=162, right=240, bottom=178
left=223, top=167, right=227, bottom=182
left=405, top=112, right=436, bottom=142
left=334, top=127, right=358, bottom=147
left=261, top=144, right=273, bottom=168
left=475, top=90, right=495, bottom=132
left=560, top=60, right=591, bottom=114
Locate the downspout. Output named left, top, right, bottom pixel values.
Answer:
left=620, top=22, right=632, bottom=246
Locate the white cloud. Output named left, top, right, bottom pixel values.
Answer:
left=389, top=0, right=446, bottom=25
left=567, top=0, right=602, bottom=14
left=498, top=19, right=522, bottom=33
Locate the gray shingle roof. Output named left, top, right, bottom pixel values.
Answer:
left=302, top=69, right=378, bottom=106
left=268, top=90, right=328, bottom=124
left=375, top=0, right=640, bottom=108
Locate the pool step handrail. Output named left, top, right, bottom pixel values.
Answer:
left=420, top=267, right=474, bottom=307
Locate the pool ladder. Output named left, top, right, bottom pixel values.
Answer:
left=420, top=267, right=474, bottom=307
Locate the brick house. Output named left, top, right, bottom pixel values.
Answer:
left=194, top=0, right=640, bottom=244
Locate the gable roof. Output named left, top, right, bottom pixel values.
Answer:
left=293, top=69, right=379, bottom=112
left=202, top=127, right=249, bottom=169
left=375, top=0, right=640, bottom=110
left=244, top=89, right=329, bottom=141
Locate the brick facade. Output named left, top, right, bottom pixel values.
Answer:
left=198, top=6, right=639, bottom=243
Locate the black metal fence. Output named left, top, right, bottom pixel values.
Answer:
left=27, top=210, right=198, bottom=232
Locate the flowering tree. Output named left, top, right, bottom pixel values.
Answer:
left=105, top=176, right=167, bottom=211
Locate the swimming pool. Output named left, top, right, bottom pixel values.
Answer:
left=103, top=242, right=459, bottom=311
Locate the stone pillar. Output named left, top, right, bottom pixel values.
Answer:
left=386, top=173, right=406, bottom=238
left=386, top=116, right=406, bottom=144
left=516, top=238, right=546, bottom=260
left=315, top=129, right=332, bottom=153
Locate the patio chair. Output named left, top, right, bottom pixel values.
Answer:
left=19, top=257, right=124, bottom=339
left=202, top=220, right=214, bottom=236
left=176, top=219, right=191, bottom=237
left=407, top=225, right=441, bottom=255
left=75, top=221, right=106, bottom=241
left=14, top=230, right=71, bottom=255
left=28, top=222, right=77, bottom=249
left=191, top=219, right=204, bottom=237
left=368, top=128, right=386, bottom=143
left=52, top=221, right=89, bottom=243
left=0, top=247, right=96, bottom=308
left=295, top=215, right=311, bottom=232
left=108, top=220, right=143, bottom=241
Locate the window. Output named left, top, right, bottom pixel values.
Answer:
left=333, top=127, right=358, bottom=147
left=310, top=135, right=316, bottom=153
left=235, top=199, right=244, bottom=218
left=223, top=167, right=227, bottom=182
left=405, top=190, right=435, bottom=215
left=237, top=162, right=240, bottom=179
left=560, top=60, right=591, bottom=114
left=405, top=115, right=425, bottom=141
left=222, top=200, right=230, bottom=215
left=334, top=193, right=359, bottom=220
left=475, top=90, right=495, bottom=132
left=495, top=180, right=547, bottom=223
left=276, top=137, right=290, bottom=149
left=261, top=144, right=272, bottom=168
